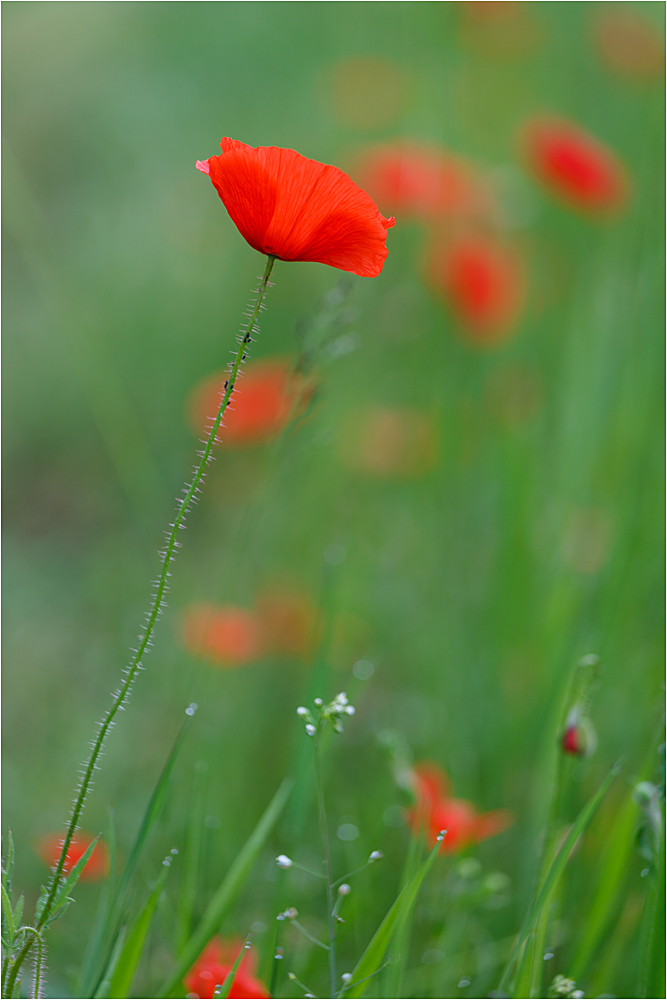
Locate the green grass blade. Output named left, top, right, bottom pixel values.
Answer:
left=108, top=865, right=170, bottom=999
left=345, top=834, right=443, bottom=999
left=93, top=926, right=127, bottom=999
left=176, top=762, right=207, bottom=953
left=638, top=822, right=666, bottom=999
left=82, top=716, right=192, bottom=997
left=1, top=883, right=16, bottom=946
left=157, top=777, right=293, bottom=999
left=498, top=762, right=620, bottom=996
left=569, top=784, right=638, bottom=979
left=214, top=937, right=251, bottom=998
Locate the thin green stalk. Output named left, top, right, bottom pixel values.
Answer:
left=314, top=730, right=337, bottom=998
left=3, top=255, right=276, bottom=999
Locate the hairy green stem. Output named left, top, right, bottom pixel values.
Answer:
left=314, top=730, right=337, bottom=998
left=3, top=255, right=276, bottom=999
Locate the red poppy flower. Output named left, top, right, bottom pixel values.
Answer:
left=355, top=142, right=489, bottom=222
left=187, top=359, right=311, bottom=448
left=196, top=138, right=394, bottom=277
left=185, top=938, right=270, bottom=999
left=522, top=117, right=628, bottom=214
left=36, top=832, right=108, bottom=881
left=406, top=762, right=512, bottom=853
left=181, top=604, right=264, bottom=667
left=427, top=235, right=525, bottom=344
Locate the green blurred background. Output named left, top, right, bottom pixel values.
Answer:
left=2, top=3, right=664, bottom=997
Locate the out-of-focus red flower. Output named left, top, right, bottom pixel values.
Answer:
left=427, top=235, right=525, bottom=345
left=330, top=57, right=408, bottom=130
left=185, top=938, right=270, bottom=999
left=522, top=117, right=628, bottom=214
left=406, top=762, right=512, bottom=853
left=343, top=406, right=438, bottom=477
left=187, top=359, right=310, bottom=447
left=181, top=604, right=264, bottom=667
left=355, top=142, right=489, bottom=223
left=196, top=138, right=394, bottom=277
left=256, top=588, right=319, bottom=658
left=595, top=10, right=665, bottom=82
left=37, top=833, right=108, bottom=881
left=560, top=708, right=597, bottom=758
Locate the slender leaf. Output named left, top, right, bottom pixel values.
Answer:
left=108, top=866, right=170, bottom=999
left=93, top=926, right=127, bottom=999
left=12, top=896, right=23, bottom=932
left=214, top=937, right=251, bottom=999
left=1, top=883, right=15, bottom=947
left=176, top=762, right=207, bottom=952
left=498, top=762, right=620, bottom=996
left=83, top=716, right=192, bottom=997
left=2, top=831, right=15, bottom=895
left=157, top=777, right=293, bottom=999
left=41, top=835, right=101, bottom=927
left=345, top=835, right=443, bottom=999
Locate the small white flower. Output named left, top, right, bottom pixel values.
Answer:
left=338, top=883, right=351, bottom=895
left=305, top=723, right=316, bottom=736
left=314, top=698, right=323, bottom=707
left=368, top=850, right=384, bottom=862
left=335, top=692, right=348, bottom=706
left=296, top=706, right=308, bottom=717
left=345, top=705, right=355, bottom=715
left=276, top=854, right=293, bottom=869
left=341, top=973, right=352, bottom=983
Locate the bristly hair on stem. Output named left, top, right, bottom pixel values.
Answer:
left=2, top=256, right=277, bottom=999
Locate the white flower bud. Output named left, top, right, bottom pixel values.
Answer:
left=436, top=829, right=446, bottom=842
left=345, top=705, right=355, bottom=715
left=296, top=706, right=308, bottom=717
left=306, top=723, right=316, bottom=736
left=276, top=854, right=292, bottom=869
left=314, top=698, right=323, bottom=707
left=338, top=883, right=351, bottom=895
left=369, top=850, right=384, bottom=862
left=336, top=692, right=348, bottom=705
left=341, top=973, right=352, bottom=983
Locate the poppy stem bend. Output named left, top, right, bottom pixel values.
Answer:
left=3, top=255, right=277, bottom=997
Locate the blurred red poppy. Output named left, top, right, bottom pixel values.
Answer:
left=522, top=117, right=628, bottom=214
left=342, top=406, right=438, bottom=477
left=427, top=235, right=525, bottom=344
left=187, top=359, right=309, bottom=447
left=256, top=588, right=319, bottom=658
left=37, top=832, right=108, bottom=881
left=196, top=138, right=394, bottom=277
left=181, top=604, right=264, bottom=667
left=595, top=10, right=664, bottom=82
left=356, top=142, right=488, bottom=223
left=185, top=938, right=270, bottom=999
left=407, top=762, right=512, bottom=853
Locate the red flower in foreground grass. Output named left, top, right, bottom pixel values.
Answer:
left=37, top=832, right=108, bottom=881
left=187, top=359, right=310, bottom=447
left=196, top=138, right=394, bottom=277
left=522, top=117, right=628, bottom=214
left=407, top=763, right=512, bottom=853
left=185, top=938, right=270, bottom=999
left=427, top=235, right=525, bottom=345
left=181, top=604, right=264, bottom=667
left=356, top=141, right=488, bottom=223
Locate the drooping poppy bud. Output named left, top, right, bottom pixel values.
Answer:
left=560, top=707, right=597, bottom=757
left=521, top=117, right=628, bottom=214
left=196, top=138, right=395, bottom=277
